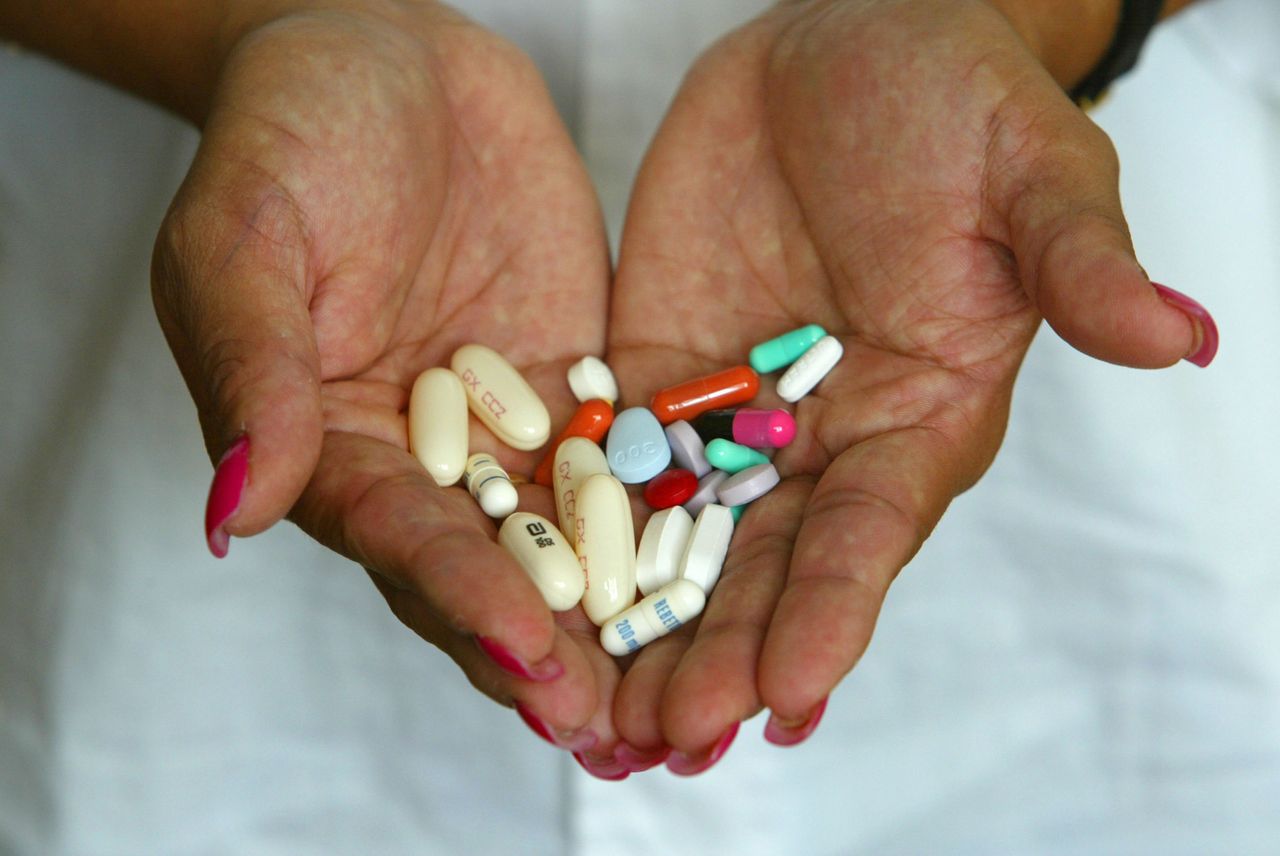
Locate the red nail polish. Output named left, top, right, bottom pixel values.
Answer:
left=514, top=703, right=597, bottom=753
left=614, top=743, right=671, bottom=773
left=1152, top=283, right=1219, bottom=367
left=763, top=697, right=829, bottom=747
left=573, top=752, right=631, bottom=781
left=666, top=722, right=739, bottom=776
left=205, top=435, right=249, bottom=558
left=476, top=636, right=563, bottom=682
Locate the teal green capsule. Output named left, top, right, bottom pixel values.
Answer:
left=730, top=504, right=745, bottom=523
left=748, top=324, right=827, bottom=374
left=705, top=438, right=769, bottom=474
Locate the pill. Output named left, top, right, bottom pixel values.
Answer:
left=605, top=407, right=672, bottom=484
left=664, top=420, right=712, bottom=477
left=716, top=462, right=780, bottom=506
left=408, top=367, right=469, bottom=486
left=678, top=504, right=735, bottom=594
left=776, top=335, right=843, bottom=403
left=498, top=513, right=585, bottom=612
left=684, top=469, right=728, bottom=518
left=450, top=344, right=551, bottom=451
left=553, top=437, right=611, bottom=548
left=600, top=579, right=706, bottom=656
left=635, top=506, right=694, bottom=595
left=463, top=453, right=519, bottom=518
left=650, top=366, right=760, bottom=425
left=567, top=355, right=619, bottom=404
left=749, top=324, right=827, bottom=374
left=575, top=473, right=637, bottom=625
left=704, top=439, right=770, bottom=474
left=694, top=408, right=796, bottom=449
left=730, top=505, right=745, bottom=523
left=643, top=468, right=698, bottom=510
left=533, top=399, right=614, bottom=486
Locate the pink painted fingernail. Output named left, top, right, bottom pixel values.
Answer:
left=205, top=435, right=249, bottom=558
left=666, top=722, right=740, bottom=777
left=476, top=636, right=563, bottom=682
left=614, top=743, right=671, bottom=773
left=1152, top=283, right=1219, bottom=367
left=763, top=696, right=829, bottom=747
left=573, top=752, right=631, bottom=781
left=514, top=702, right=597, bottom=753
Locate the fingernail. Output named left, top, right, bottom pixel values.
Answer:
left=514, top=702, right=598, bottom=753
left=573, top=752, right=631, bottom=781
left=1152, top=283, right=1219, bottom=367
left=763, top=696, right=829, bottom=747
left=614, top=743, right=671, bottom=773
left=666, top=722, right=739, bottom=776
left=205, top=435, right=249, bottom=558
left=476, top=636, right=563, bottom=682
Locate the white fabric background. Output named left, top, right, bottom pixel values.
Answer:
left=1, top=0, right=1277, bottom=853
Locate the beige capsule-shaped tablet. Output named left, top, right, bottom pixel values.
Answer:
left=575, top=473, right=637, bottom=625
left=600, top=579, right=706, bottom=656
left=553, top=437, right=611, bottom=548
left=450, top=344, right=551, bottom=451
left=498, top=512, right=585, bottom=612
left=408, top=367, right=469, bottom=486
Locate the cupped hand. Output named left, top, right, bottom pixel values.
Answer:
left=606, top=0, right=1214, bottom=766
left=150, top=1, right=622, bottom=754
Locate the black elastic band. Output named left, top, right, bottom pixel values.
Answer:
left=1070, top=0, right=1166, bottom=105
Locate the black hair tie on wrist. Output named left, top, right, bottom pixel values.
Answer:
left=1071, top=0, right=1166, bottom=107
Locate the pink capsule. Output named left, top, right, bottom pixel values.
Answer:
left=693, top=408, right=796, bottom=449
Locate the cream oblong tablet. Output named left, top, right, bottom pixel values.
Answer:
left=575, top=473, right=637, bottom=625
left=498, top=512, right=585, bottom=612
left=553, top=437, right=611, bottom=548
left=600, top=579, right=706, bottom=656
left=776, top=335, right=844, bottom=403
left=636, top=506, right=694, bottom=596
left=408, top=367, right=469, bottom=486
left=678, top=503, right=735, bottom=594
left=450, top=344, right=551, bottom=451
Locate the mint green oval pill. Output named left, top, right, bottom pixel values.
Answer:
left=705, top=438, right=769, bottom=474
left=749, top=324, right=827, bottom=374
left=730, top=504, right=745, bottom=523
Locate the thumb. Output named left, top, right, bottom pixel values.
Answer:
left=993, top=108, right=1218, bottom=369
left=153, top=180, right=324, bottom=558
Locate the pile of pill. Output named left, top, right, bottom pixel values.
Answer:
left=407, top=326, right=843, bottom=657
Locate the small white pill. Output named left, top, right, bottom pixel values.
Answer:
left=600, top=579, right=706, bottom=656
left=463, top=453, right=519, bottom=518
left=450, top=344, right=551, bottom=451
left=678, top=503, right=735, bottom=594
left=567, top=356, right=618, bottom=404
left=636, top=506, right=694, bottom=596
left=553, top=437, right=611, bottom=548
left=408, top=367, right=469, bottom=487
left=575, top=473, right=637, bottom=625
left=776, top=335, right=844, bottom=403
left=498, top=513, right=585, bottom=612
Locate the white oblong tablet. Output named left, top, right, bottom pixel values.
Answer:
left=567, top=355, right=619, bottom=404
left=498, top=513, right=585, bottom=612
left=678, top=503, right=735, bottom=594
left=575, top=473, right=637, bottom=625
left=408, top=367, right=469, bottom=486
left=636, top=506, right=694, bottom=596
left=600, top=579, right=706, bottom=656
left=776, top=335, right=844, bottom=403
left=553, top=437, right=611, bottom=548
left=463, top=453, right=519, bottom=518
left=450, top=344, right=551, bottom=451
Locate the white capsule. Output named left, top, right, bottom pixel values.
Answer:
left=553, top=437, right=611, bottom=548
left=600, top=579, right=706, bottom=656
left=463, top=453, right=519, bottom=518
left=408, top=367, right=469, bottom=486
left=567, top=355, right=618, bottom=405
left=636, top=506, right=694, bottom=596
left=575, top=473, right=637, bottom=625
left=678, top=503, right=735, bottom=594
left=450, top=344, right=551, bottom=451
left=776, top=335, right=844, bottom=403
left=498, top=513, right=585, bottom=612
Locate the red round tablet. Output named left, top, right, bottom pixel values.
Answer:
left=643, top=468, right=698, bottom=510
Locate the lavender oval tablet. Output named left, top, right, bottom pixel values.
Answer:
left=664, top=419, right=712, bottom=478
left=684, top=470, right=728, bottom=517
left=715, top=463, right=779, bottom=507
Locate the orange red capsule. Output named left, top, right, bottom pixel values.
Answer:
left=532, top=399, right=615, bottom=486
left=650, top=366, right=759, bottom=426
